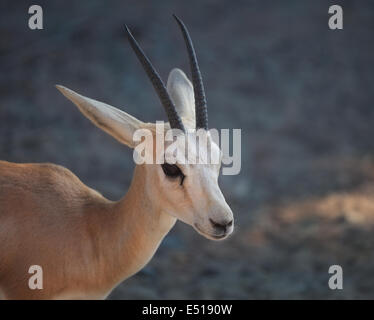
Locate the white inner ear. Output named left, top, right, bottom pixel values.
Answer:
left=56, top=85, right=144, bottom=148
left=167, top=68, right=195, bottom=124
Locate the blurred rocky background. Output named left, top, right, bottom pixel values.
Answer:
left=1, top=0, right=374, bottom=299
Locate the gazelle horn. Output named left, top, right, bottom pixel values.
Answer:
left=173, top=14, right=208, bottom=130
left=124, top=25, right=185, bottom=131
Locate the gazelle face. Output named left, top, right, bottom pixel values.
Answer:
left=143, top=129, right=234, bottom=240
left=57, top=16, right=235, bottom=241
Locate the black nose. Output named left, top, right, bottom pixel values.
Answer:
left=209, top=218, right=233, bottom=233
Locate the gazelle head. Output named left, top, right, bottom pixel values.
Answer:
left=56, top=16, right=234, bottom=240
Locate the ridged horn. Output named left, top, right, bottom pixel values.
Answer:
left=124, top=25, right=185, bottom=131
left=173, top=14, right=208, bottom=130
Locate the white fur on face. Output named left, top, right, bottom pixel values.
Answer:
left=151, top=131, right=234, bottom=240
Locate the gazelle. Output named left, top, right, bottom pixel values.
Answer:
left=0, top=16, right=234, bottom=300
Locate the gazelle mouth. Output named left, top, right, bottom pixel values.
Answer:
left=193, top=223, right=228, bottom=240
left=211, top=234, right=227, bottom=240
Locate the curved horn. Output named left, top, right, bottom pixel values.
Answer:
left=173, top=15, right=208, bottom=130
left=124, top=25, right=185, bottom=131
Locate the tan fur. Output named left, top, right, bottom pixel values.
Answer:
left=0, top=160, right=176, bottom=299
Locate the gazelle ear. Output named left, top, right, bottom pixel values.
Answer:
left=56, top=85, right=144, bottom=148
left=167, top=68, right=195, bottom=124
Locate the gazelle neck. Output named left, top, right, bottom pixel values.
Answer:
left=97, top=165, right=176, bottom=296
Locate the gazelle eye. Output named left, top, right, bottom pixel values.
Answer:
left=161, top=163, right=181, bottom=177
left=161, top=163, right=185, bottom=184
